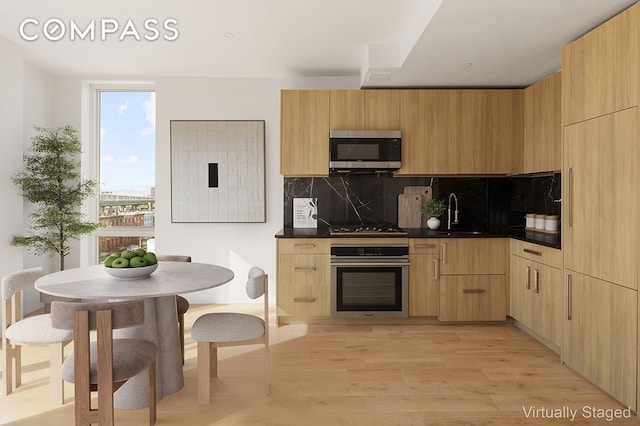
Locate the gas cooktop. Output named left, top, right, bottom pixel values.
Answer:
left=329, top=224, right=407, bottom=236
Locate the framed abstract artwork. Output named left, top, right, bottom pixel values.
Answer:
left=170, top=120, right=265, bottom=222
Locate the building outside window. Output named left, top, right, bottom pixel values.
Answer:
left=94, top=89, right=156, bottom=262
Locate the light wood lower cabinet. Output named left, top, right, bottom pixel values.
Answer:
left=439, top=238, right=508, bottom=275
left=438, top=238, right=508, bottom=322
left=439, top=275, right=506, bottom=322
left=409, top=239, right=440, bottom=317
left=563, top=271, right=637, bottom=411
left=510, top=252, right=562, bottom=350
left=276, top=239, right=330, bottom=322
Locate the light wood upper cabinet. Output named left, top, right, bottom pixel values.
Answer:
left=329, top=90, right=365, bottom=130
left=523, top=72, right=562, bottom=173
left=485, top=89, right=524, bottom=174
left=329, top=90, right=400, bottom=130
left=365, top=90, right=401, bottom=130
left=280, top=90, right=330, bottom=176
left=398, top=90, right=486, bottom=175
left=561, top=4, right=639, bottom=125
left=563, top=108, right=638, bottom=290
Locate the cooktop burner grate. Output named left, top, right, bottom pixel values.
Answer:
left=329, top=225, right=407, bottom=235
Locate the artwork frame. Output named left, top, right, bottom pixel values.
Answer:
left=170, top=120, right=266, bottom=223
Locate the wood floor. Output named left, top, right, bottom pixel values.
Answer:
left=1, top=303, right=636, bottom=425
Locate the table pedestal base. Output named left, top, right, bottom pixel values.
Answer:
left=113, top=296, right=184, bottom=409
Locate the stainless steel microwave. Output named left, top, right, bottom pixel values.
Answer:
left=329, top=130, right=401, bottom=174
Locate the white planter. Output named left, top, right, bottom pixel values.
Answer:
left=426, top=217, right=441, bottom=230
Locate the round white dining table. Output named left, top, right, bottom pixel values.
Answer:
left=35, top=261, right=234, bottom=409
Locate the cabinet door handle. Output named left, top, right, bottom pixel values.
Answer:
left=533, top=269, right=539, bottom=293
left=463, top=289, right=486, bottom=294
left=566, top=274, right=572, bottom=321
left=293, top=297, right=316, bottom=303
left=294, top=267, right=317, bottom=272
left=523, top=248, right=542, bottom=256
left=294, top=243, right=316, bottom=249
left=441, top=243, right=447, bottom=264
left=525, top=266, right=531, bottom=289
left=434, top=258, right=440, bottom=280
left=567, top=167, right=573, bottom=227
left=415, top=243, right=437, bottom=249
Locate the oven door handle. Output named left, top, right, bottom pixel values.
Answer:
left=330, top=262, right=409, bottom=267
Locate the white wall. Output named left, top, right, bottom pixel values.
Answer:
left=0, top=36, right=57, bottom=314
left=20, top=62, right=57, bottom=313
left=0, top=36, right=25, bottom=278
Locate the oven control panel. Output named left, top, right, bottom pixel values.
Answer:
left=331, top=245, right=409, bottom=257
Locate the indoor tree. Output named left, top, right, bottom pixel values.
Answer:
left=11, top=125, right=104, bottom=270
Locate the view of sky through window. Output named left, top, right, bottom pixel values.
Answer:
left=99, top=91, right=155, bottom=194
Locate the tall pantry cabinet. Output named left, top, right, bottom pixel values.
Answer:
left=561, top=3, right=639, bottom=411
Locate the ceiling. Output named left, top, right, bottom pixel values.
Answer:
left=0, top=0, right=636, bottom=88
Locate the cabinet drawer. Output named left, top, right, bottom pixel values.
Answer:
left=409, top=238, right=440, bottom=254
left=439, top=275, right=506, bottom=321
left=439, top=238, right=508, bottom=275
left=278, top=254, right=329, bottom=284
left=277, top=253, right=330, bottom=317
left=278, top=238, right=330, bottom=254
left=511, top=239, right=562, bottom=268
left=277, top=282, right=329, bottom=317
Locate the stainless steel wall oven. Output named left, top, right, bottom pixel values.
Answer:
left=330, top=244, right=409, bottom=318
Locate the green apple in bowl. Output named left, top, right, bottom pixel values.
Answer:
left=120, top=250, right=136, bottom=260
left=143, top=252, right=157, bottom=265
left=111, top=257, right=130, bottom=268
left=103, top=247, right=158, bottom=278
left=104, top=254, right=120, bottom=267
left=129, top=256, right=149, bottom=268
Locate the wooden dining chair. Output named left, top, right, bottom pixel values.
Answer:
left=1, top=267, right=72, bottom=405
left=155, top=255, right=191, bottom=365
left=51, top=300, right=158, bottom=426
left=190, top=267, right=269, bottom=404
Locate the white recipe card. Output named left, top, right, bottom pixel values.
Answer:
left=293, top=198, right=318, bottom=228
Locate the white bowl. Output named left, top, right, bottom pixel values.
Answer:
left=104, top=263, right=158, bottom=280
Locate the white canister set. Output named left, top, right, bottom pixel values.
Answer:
left=525, top=213, right=559, bottom=232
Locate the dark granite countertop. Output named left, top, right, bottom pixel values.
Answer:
left=275, top=226, right=332, bottom=238
left=275, top=225, right=561, bottom=249
left=506, top=226, right=561, bottom=249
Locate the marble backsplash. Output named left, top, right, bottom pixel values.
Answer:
left=283, top=173, right=561, bottom=232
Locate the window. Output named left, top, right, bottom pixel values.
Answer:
left=85, top=85, right=156, bottom=263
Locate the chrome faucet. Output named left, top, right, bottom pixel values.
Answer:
left=447, top=193, right=459, bottom=230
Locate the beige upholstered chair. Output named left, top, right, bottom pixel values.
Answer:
left=1, top=267, right=72, bottom=405
left=191, top=267, right=269, bottom=404
left=51, top=300, right=158, bottom=426
left=155, top=255, right=191, bottom=364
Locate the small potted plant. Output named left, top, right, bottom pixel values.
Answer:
left=422, top=198, right=446, bottom=230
